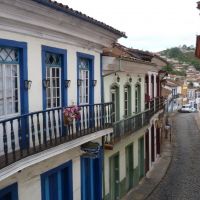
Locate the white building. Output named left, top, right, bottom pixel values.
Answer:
left=102, top=44, right=166, bottom=199
left=0, top=1, right=126, bottom=200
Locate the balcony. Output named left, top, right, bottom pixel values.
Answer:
left=111, top=97, right=164, bottom=142
left=0, top=103, right=112, bottom=170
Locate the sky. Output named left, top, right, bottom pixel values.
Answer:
left=55, top=0, right=200, bottom=52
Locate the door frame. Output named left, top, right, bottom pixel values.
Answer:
left=138, top=136, right=145, bottom=179
left=110, top=83, right=120, bottom=122
left=151, top=125, right=155, bottom=162
left=0, top=183, right=18, bottom=200
left=42, top=45, right=67, bottom=110
left=135, top=83, right=141, bottom=113
left=81, top=148, right=103, bottom=200
left=145, top=129, right=149, bottom=173
left=109, top=152, right=120, bottom=200
left=125, top=143, right=134, bottom=191
left=77, top=52, right=94, bottom=106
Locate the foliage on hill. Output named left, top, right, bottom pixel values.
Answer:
left=160, top=45, right=200, bottom=71
left=162, top=64, right=186, bottom=76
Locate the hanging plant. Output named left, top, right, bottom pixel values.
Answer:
left=63, top=105, right=81, bottom=125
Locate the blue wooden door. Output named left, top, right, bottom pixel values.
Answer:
left=81, top=154, right=102, bottom=200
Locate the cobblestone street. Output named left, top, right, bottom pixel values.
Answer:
left=147, top=113, right=200, bottom=200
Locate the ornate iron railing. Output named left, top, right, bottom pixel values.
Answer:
left=112, top=110, right=150, bottom=142
left=0, top=103, right=112, bottom=169
left=112, top=97, right=165, bottom=143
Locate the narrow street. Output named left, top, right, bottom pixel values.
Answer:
left=148, top=113, right=200, bottom=200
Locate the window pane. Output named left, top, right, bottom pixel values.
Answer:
left=0, top=100, right=4, bottom=116
left=46, top=66, right=61, bottom=109
left=0, top=63, right=19, bottom=116
left=6, top=100, right=12, bottom=114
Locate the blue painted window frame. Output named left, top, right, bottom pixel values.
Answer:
left=42, top=46, right=67, bottom=110
left=0, top=38, right=28, bottom=115
left=77, top=52, right=94, bottom=105
left=0, top=183, right=18, bottom=200
left=41, top=160, right=73, bottom=200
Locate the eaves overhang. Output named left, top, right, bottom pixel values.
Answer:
left=32, top=0, right=127, bottom=38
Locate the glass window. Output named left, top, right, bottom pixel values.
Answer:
left=79, top=58, right=90, bottom=105
left=135, top=84, right=141, bottom=113
left=111, top=88, right=117, bottom=122
left=124, top=87, right=128, bottom=117
left=45, top=52, right=61, bottom=109
left=0, top=63, right=20, bottom=117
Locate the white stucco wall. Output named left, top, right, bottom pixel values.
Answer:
left=0, top=147, right=82, bottom=200
left=103, top=72, right=145, bottom=120
left=104, top=127, right=146, bottom=195
left=0, top=29, right=102, bottom=112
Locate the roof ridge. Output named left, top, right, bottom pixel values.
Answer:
left=32, top=0, right=127, bottom=38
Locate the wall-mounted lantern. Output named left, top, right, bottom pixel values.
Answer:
left=24, top=80, right=32, bottom=90
left=117, top=75, right=120, bottom=82
left=138, top=75, right=141, bottom=82
left=92, top=80, right=97, bottom=86
left=77, top=79, right=83, bottom=87
left=43, top=79, right=50, bottom=88
left=65, top=80, right=71, bottom=88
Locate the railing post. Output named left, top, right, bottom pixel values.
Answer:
left=3, top=122, right=8, bottom=165
left=10, top=120, right=16, bottom=161
left=36, top=114, right=42, bottom=150
left=31, top=115, right=36, bottom=152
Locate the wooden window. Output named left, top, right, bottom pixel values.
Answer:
left=0, top=47, right=20, bottom=117
left=45, top=52, right=61, bottom=109
left=79, top=58, right=90, bottom=105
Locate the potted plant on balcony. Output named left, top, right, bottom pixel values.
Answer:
left=63, top=105, right=81, bottom=126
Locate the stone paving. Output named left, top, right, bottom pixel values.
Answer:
left=147, top=113, right=200, bottom=200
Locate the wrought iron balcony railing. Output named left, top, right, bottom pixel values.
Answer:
left=111, top=97, right=164, bottom=143
left=112, top=110, right=150, bottom=143
left=0, top=103, right=112, bottom=169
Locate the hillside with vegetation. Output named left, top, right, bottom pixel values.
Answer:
left=160, top=45, right=200, bottom=74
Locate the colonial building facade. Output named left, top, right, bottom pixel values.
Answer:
left=0, top=1, right=167, bottom=200
left=0, top=1, right=125, bottom=200
left=102, top=44, right=166, bottom=199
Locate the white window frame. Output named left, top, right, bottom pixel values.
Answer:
left=46, top=67, right=61, bottom=109
left=78, top=57, right=90, bottom=105
left=79, top=69, right=90, bottom=105
left=0, top=63, right=20, bottom=118
left=111, top=88, right=117, bottom=122
left=124, top=87, right=129, bottom=117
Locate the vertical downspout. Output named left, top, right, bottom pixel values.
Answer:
left=101, top=54, right=106, bottom=199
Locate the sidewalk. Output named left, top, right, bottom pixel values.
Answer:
left=194, top=112, right=200, bottom=130
left=122, top=125, right=173, bottom=200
